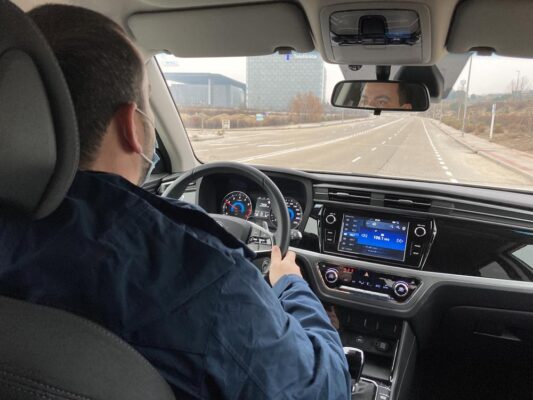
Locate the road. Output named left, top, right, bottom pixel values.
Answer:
left=191, top=116, right=533, bottom=191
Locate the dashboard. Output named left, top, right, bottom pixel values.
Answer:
left=190, top=167, right=533, bottom=304
left=165, top=165, right=533, bottom=398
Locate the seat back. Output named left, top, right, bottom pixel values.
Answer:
left=0, top=1, right=175, bottom=398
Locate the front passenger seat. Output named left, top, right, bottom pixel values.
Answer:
left=0, top=1, right=175, bottom=398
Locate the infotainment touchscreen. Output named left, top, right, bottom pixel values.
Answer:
left=338, top=214, right=409, bottom=261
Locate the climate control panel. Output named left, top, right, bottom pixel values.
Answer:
left=319, top=262, right=419, bottom=302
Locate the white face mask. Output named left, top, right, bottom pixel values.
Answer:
left=135, top=108, right=159, bottom=185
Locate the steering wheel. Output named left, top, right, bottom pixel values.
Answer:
left=161, top=162, right=290, bottom=258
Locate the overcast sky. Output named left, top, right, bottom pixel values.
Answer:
left=158, top=53, right=533, bottom=98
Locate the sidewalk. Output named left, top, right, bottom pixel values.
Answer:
left=430, top=119, right=533, bottom=181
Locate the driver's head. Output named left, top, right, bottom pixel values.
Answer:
left=29, top=4, right=156, bottom=186
left=359, top=82, right=413, bottom=110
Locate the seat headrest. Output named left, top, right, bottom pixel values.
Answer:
left=0, top=0, right=79, bottom=219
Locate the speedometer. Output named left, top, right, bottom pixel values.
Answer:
left=221, top=191, right=253, bottom=220
left=270, top=197, right=303, bottom=229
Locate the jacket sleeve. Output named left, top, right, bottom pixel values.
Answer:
left=204, top=253, right=351, bottom=399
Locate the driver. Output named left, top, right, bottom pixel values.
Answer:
left=0, top=4, right=350, bottom=399
left=359, top=82, right=413, bottom=109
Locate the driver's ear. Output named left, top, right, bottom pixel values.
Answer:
left=114, top=103, right=143, bottom=154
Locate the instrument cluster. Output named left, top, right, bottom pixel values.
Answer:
left=221, top=191, right=304, bottom=229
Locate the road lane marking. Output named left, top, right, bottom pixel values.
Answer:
left=257, top=143, right=294, bottom=148
left=382, top=141, right=386, bottom=145
left=352, top=156, right=362, bottom=163
left=421, top=118, right=459, bottom=184
left=388, top=136, right=392, bottom=140
left=371, top=147, right=377, bottom=151
left=238, top=118, right=405, bottom=162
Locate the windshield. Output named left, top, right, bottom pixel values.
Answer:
left=157, top=53, right=533, bottom=192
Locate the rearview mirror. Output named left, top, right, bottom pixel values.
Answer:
left=331, top=80, right=430, bottom=112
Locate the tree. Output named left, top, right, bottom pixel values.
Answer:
left=509, top=76, right=531, bottom=99
left=289, top=92, right=324, bottom=123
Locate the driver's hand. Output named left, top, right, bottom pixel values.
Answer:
left=269, top=246, right=302, bottom=286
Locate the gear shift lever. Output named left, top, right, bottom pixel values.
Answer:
left=344, top=347, right=376, bottom=399
left=344, top=347, right=364, bottom=383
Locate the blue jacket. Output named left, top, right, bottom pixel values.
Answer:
left=0, top=171, right=350, bottom=399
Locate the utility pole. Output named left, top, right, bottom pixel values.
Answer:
left=461, top=56, right=473, bottom=137
left=516, top=70, right=521, bottom=100
left=489, top=103, right=496, bottom=141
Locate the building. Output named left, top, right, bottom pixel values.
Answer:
left=163, top=72, right=246, bottom=108
left=246, top=51, right=325, bottom=111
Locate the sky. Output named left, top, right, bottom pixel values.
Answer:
left=158, top=53, right=533, bottom=98
left=452, top=55, right=533, bottom=95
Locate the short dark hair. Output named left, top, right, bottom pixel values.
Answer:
left=397, top=84, right=410, bottom=106
left=29, top=4, right=145, bottom=168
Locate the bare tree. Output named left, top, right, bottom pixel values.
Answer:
left=289, top=92, right=324, bottom=123
left=509, top=76, right=531, bottom=98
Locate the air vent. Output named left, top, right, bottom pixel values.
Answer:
left=383, top=194, right=432, bottom=212
left=328, top=189, right=371, bottom=205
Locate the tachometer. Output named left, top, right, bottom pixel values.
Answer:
left=221, top=191, right=253, bottom=220
left=270, top=197, right=303, bottom=229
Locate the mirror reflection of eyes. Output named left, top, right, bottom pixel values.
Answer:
left=375, top=96, right=391, bottom=107
left=331, top=80, right=430, bottom=112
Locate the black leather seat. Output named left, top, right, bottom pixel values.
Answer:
left=0, top=1, right=175, bottom=398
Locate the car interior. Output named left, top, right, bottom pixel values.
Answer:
left=2, top=0, right=533, bottom=399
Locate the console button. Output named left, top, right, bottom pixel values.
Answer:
left=393, top=281, right=410, bottom=299
left=325, top=214, right=337, bottom=225
left=414, top=226, right=427, bottom=237
left=375, top=340, right=391, bottom=353
left=324, top=269, right=339, bottom=285
left=325, top=229, right=336, bottom=243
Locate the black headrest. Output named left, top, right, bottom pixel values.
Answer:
left=0, top=0, right=79, bottom=219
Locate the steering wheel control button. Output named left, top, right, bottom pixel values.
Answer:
left=324, top=268, right=339, bottom=286
left=393, top=281, right=410, bottom=299
left=325, top=214, right=337, bottom=225
left=414, top=226, right=427, bottom=237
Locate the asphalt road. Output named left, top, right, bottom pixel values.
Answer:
left=191, top=116, right=533, bottom=191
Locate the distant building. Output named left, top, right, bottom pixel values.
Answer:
left=164, top=72, right=246, bottom=108
left=246, top=52, right=325, bottom=111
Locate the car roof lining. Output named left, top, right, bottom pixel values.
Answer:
left=447, top=0, right=533, bottom=58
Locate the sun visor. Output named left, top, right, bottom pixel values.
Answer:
left=128, top=3, right=314, bottom=57
left=447, top=0, right=533, bottom=57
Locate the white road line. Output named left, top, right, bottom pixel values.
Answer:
left=257, top=143, right=294, bottom=148
left=382, top=141, right=386, bottom=145
left=238, top=118, right=404, bottom=163
left=352, top=156, right=362, bottom=163
left=371, top=147, right=377, bottom=151
left=388, top=136, right=392, bottom=140
left=421, top=118, right=459, bottom=184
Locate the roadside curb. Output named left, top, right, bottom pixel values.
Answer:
left=429, top=119, right=533, bottom=181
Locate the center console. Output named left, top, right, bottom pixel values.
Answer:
left=321, top=207, right=435, bottom=269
